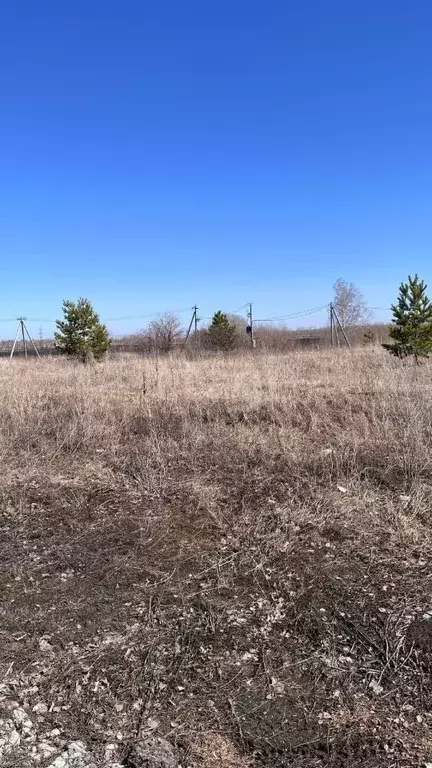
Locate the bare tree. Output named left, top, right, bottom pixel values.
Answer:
left=333, top=278, right=371, bottom=329
left=148, top=312, right=183, bottom=353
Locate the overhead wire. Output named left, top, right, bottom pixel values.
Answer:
left=9, top=307, right=194, bottom=325
left=0, top=303, right=391, bottom=327
left=255, top=304, right=329, bottom=323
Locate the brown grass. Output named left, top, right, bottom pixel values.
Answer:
left=0, top=349, right=431, bottom=767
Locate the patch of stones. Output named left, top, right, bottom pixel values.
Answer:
left=0, top=704, right=177, bottom=768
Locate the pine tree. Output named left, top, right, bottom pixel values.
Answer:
left=207, top=310, right=238, bottom=351
left=363, top=328, right=376, bottom=345
left=382, top=274, right=432, bottom=362
left=55, top=298, right=110, bottom=362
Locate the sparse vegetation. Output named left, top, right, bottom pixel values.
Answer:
left=1, top=348, right=431, bottom=767
left=55, top=298, right=110, bottom=362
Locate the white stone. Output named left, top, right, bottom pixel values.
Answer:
left=68, top=741, right=88, bottom=766
left=33, top=702, right=48, bottom=714
left=47, top=741, right=88, bottom=768
left=12, top=707, right=31, bottom=726
left=39, top=742, right=57, bottom=758
left=39, top=638, right=54, bottom=652
left=6, top=728, right=21, bottom=749
left=369, top=679, right=384, bottom=695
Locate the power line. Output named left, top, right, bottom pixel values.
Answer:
left=255, top=304, right=329, bottom=323
left=226, top=303, right=249, bottom=315
left=0, top=302, right=392, bottom=328
left=8, top=307, right=194, bottom=325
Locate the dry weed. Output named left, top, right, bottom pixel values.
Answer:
left=0, top=349, right=431, bottom=767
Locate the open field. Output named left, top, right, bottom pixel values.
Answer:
left=1, top=350, right=431, bottom=767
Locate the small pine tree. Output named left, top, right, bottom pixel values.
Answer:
left=55, top=298, right=110, bottom=362
left=363, top=328, right=376, bottom=345
left=382, top=274, right=432, bottom=363
left=207, top=310, right=238, bottom=351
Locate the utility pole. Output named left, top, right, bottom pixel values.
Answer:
left=246, top=302, right=256, bottom=348
left=10, top=317, right=40, bottom=359
left=193, top=305, right=199, bottom=345
left=184, top=305, right=198, bottom=348
left=329, top=303, right=334, bottom=347
left=20, top=317, right=27, bottom=358
left=332, top=306, right=351, bottom=348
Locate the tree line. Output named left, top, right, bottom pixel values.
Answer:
left=52, top=274, right=432, bottom=362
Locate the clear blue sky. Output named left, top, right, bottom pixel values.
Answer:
left=1, top=0, right=431, bottom=337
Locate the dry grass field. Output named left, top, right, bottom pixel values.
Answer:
left=0, top=349, right=431, bottom=767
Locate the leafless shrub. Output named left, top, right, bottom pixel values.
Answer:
left=148, top=312, right=183, bottom=353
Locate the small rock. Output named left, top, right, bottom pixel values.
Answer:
left=39, top=638, right=54, bottom=653
left=270, top=678, right=285, bottom=695
left=48, top=741, right=89, bottom=768
left=0, top=725, right=21, bottom=753
left=12, top=707, right=27, bottom=725
left=9, top=728, right=21, bottom=747
left=38, top=742, right=57, bottom=758
left=128, top=736, right=178, bottom=768
left=68, top=741, right=88, bottom=766
left=369, top=679, right=384, bottom=695
left=105, top=744, right=117, bottom=756
left=33, top=702, right=48, bottom=714
left=13, top=707, right=31, bottom=727
left=337, top=485, right=347, bottom=494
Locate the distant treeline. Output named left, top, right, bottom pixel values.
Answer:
left=0, top=321, right=390, bottom=358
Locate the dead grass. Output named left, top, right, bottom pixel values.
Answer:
left=0, top=349, right=431, bottom=767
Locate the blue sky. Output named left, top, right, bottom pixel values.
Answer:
left=1, top=0, right=431, bottom=338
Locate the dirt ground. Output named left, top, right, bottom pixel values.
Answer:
left=0, top=350, right=431, bottom=766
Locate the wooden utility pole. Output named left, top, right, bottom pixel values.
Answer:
left=20, top=318, right=27, bottom=358
left=246, top=303, right=256, bottom=348
left=330, top=303, right=334, bottom=347
left=184, top=305, right=198, bottom=347
left=193, top=305, right=199, bottom=345
left=332, top=306, right=351, bottom=348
